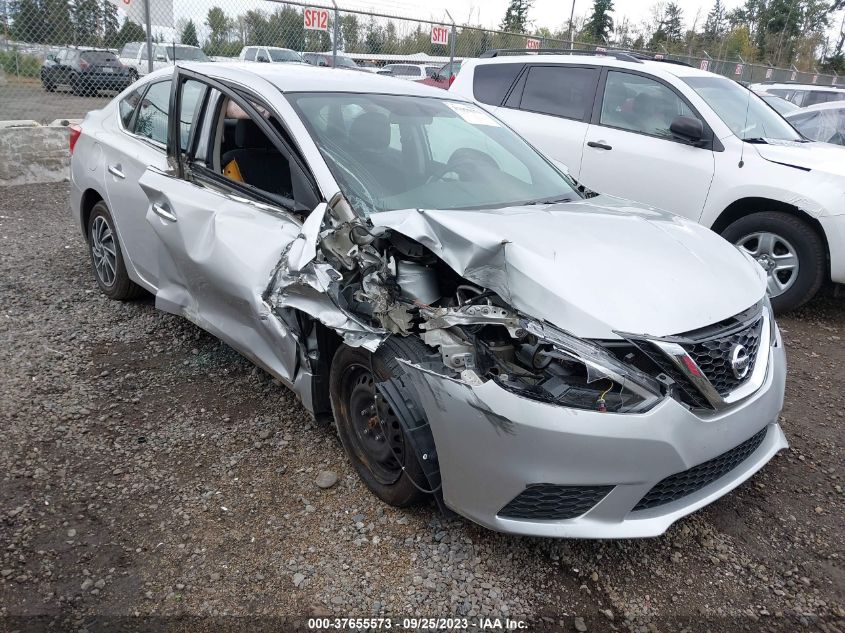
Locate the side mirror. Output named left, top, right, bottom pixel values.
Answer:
left=156, top=54, right=167, bottom=61
left=670, top=115, right=705, bottom=144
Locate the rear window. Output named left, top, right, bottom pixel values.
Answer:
left=120, top=43, right=141, bottom=58
left=520, top=66, right=598, bottom=121
left=473, top=63, right=523, bottom=107
left=81, top=51, right=118, bottom=63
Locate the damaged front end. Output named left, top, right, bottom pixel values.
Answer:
left=264, top=195, right=665, bottom=420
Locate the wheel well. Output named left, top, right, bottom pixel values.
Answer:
left=310, top=320, right=343, bottom=421
left=80, top=188, right=104, bottom=237
left=711, top=197, right=830, bottom=263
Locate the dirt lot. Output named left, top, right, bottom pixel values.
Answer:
left=1, top=77, right=114, bottom=123
left=1, top=182, right=843, bottom=632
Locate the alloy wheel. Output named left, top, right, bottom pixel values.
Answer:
left=90, top=215, right=117, bottom=287
left=735, top=231, right=799, bottom=298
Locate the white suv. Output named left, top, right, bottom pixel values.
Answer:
left=451, top=51, right=845, bottom=312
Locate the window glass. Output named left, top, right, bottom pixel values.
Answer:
left=134, top=80, right=171, bottom=145
left=120, top=42, right=141, bottom=58
left=474, top=63, right=523, bottom=106
left=81, top=51, right=118, bottom=64
left=425, top=67, right=438, bottom=78
left=244, top=47, right=256, bottom=61
left=119, top=88, right=144, bottom=129
left=178, top=80, right=208, bottom=151
left=269, top=48, right=302, bottom=62
left=601, top=71, right=692, bottom=137
left=288, top=92, right=579, bottom=215
left=520, top=66, right=597, bottom=120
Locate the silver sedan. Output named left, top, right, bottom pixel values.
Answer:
left=70, top=62, right=787, bottom=538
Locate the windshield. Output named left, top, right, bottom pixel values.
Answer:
left=169, top=46, right=208, bottom=61
left=684, top=76, right=802, bottom=141
left=761, top=94, right=800, bottom=115
left=269, top=49, right=302, bottom=62
left=288, top=93, right=579, bottom=214
left=335, top=56, right=358, bottom=68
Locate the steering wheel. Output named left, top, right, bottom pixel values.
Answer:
left=425, top=164, right=462, bottom=184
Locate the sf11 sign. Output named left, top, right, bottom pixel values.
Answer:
left=525, top=38, right=541, bottom=50
left=304, top=7, right=329, bottom=31
left=699, top=60, right=709, bottom=71
left=431, top=25, right=449, bottom=46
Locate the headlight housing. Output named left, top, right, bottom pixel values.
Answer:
left=492, top=319, right=664, bottom=414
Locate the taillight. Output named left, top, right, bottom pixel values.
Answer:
left=69, top=124, right=82, bottom=154
left=448, top=74, right=456, bottom=87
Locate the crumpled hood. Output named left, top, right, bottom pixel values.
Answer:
left=753, top=139, right=845, bottom=178
left=370, top=196, right=766, bottom=339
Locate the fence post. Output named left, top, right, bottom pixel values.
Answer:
left=445, top=10, right=455, bottom=75
left=143, top=0, right=153, bottom=74
left=331, top=0, right=338, bottom=69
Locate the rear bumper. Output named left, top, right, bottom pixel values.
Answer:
left=820, top=213, right=845, bottom=285
left=401, top=341, right=787, bottom=539
left=78, top=73, right=131, bottom=89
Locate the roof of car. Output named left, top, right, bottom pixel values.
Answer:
left=467, top=53, right=718, bottom=80
left=751, top=82, right=844, bottom=92
left=784, top=100, right=845, bottom=116
left=177, top=62, right=465, bottom=98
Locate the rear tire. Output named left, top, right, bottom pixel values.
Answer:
left=87, top=201, right=145, bottom=301
left=329, top=336, right=434, bottom=507
left=128, top=68, right=139, bottom=82
left=721, top=211, right=825, bottom=313
left=41, top=74, right=55, bottom=92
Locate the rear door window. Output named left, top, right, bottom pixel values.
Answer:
left=519, top=65, right=599, bottom=121
left=244, top=47, right=256, bottom=61
left=473, top=63, right=523, bottom=107
left=133, top=80, right=171, bottom=145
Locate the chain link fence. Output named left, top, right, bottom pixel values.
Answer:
left=0, top=0, right=840, bottom=123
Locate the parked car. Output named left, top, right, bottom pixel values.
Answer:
left=452, top=51, right=845, bottom=312
left=420, top=60, right=463, bottom=89
left=239, top=46, right=304, bottom=64
left=748, top=82, right=845, bottom=107
left=69, top=62, right=786, bottom=538
left=785, top=101, right=845, bottom=146
left=41, top=48, right=131, bottom=95
left=302, top=52, right=364, bottom=71
left=380, top=63, right=441, bottom=81
left=119, top=42, right=209, bottom=80
left=752, top=89, right=801, bottom=116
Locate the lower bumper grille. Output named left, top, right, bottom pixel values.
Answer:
left=633, top=427, right=768, bottom=511
left=498, top=484, right=613, bottom=520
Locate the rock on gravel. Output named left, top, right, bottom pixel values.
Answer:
left=315, top=470, right=338, bottom=489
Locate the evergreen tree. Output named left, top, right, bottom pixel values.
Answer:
left=11, top=0, right=43, bottom=43
left=114, top=17, right=145, bottom=49
left=102, top=0, right=119, bottom=47
left=205, top=6, right=231, bottom=55
left=500, top=0, right=533, bottom=33
left=583, top=0, right=614, bottom=43
left=72, top=0, right=102, bottom=46
left=703, top=0, right=726, bottom=45
left=181, top=19, right=199, bottom=47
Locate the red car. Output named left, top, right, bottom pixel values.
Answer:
left=420, top=60, right=462, bottom=89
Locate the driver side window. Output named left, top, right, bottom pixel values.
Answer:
left=600, top=71, right=694, bottom=139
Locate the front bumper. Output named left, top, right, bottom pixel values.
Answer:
left=819, top=213, right=845, bottom=285
left=402, top=342, right=787, bottom=538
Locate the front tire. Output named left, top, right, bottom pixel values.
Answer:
left=722, top=211, right=825, bottom=313
left=329, top=337, right=433, bottom=507
left=87, top=201, right=144, bottom=301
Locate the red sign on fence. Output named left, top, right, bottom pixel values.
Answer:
left=525, top=38, right=541, bottom=50
left=812, top=75, right=818, bottom=84
left=431, top=25, right=449, bottom=46
left=734, top=63, right=744, bottom=76
left=699, top=60, right=709, bottom=71
left=304, top=7, right=329, bottom=31
left=765, top=68, right=773, bottom=79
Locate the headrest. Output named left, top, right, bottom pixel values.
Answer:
left=348, top=112, right=390, bottom=151
left=235, top=119, right=272, bottom=149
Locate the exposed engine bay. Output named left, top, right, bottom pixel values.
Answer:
left=266, top=197, right=667, bottom=417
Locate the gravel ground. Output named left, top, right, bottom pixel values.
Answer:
left=1, top=78, right=114, bottom=123
left=1, top=182, right=843, bottom=632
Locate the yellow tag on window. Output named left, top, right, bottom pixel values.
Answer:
left=223, top=159, right=243, bottom=182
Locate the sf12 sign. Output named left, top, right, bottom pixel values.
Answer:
left=699, top=59, right=709, bottom=71
left=304, top=7, right=329, bottom=31
left=431, top=25, right=449, bottom=46
left=525, top=38, right=541, bottom=50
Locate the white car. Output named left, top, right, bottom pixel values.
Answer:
left=119, top=42, right=209, bottom=80
left=452, top=51, right=845, bottom=312
left=380, top=63, right=440, bottom=81
left=238, top=46, right=304, bottom=64
left=67, top=62, right=786, bottom=538
left=749, top=82, right=845, bottom=107
left=785, top=101, right=845, bottom=146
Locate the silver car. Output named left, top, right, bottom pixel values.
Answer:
left=70, top=62, right=788, bottom=538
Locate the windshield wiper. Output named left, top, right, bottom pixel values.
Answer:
left=742, top=137, right=769, bottom=144
left=523, top=196, right=576, bottom=206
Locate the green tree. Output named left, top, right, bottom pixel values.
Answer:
left=243, top=10, right=272, bottom=46
left=181, top=19, right=199, bottom=47
left=205, top=6, right=232, bottom=55
left=102, top=0, right=119, bottom=47
left=703, top=0, right=726, bottom=47
left=500, top=0, right=533, bottom=33
left=583, top=0, right=614, bottom=43
left=11, top=0, right=44, bottom=43
left=72, top=0, right=102, bottom=46
left=339, top=14, right=360, bottom=52
left=268, top=6, right=304, bottom=51
left=113, top=17, right=146, bottom=49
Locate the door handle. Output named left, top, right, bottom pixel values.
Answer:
left=108, top=164, right=125, bottom=179
left=152, top=202, right=177, bottom=222
left=587, top=141, right=613, bottom=150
